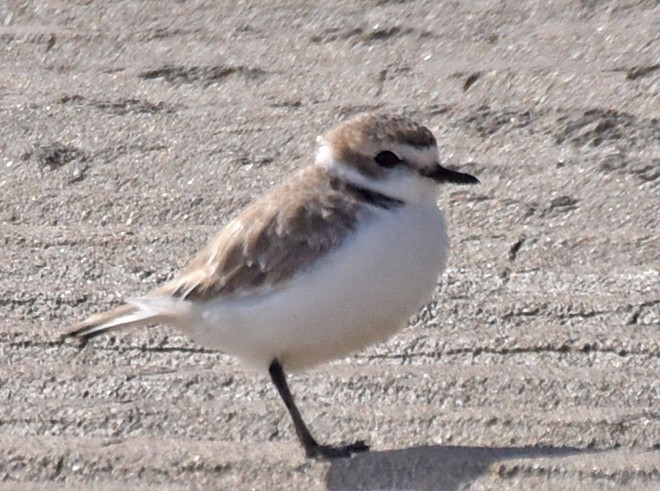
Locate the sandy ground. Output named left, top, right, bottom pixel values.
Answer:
left=1, top=1, right=659, bottom=489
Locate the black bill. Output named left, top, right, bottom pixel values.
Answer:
left=423, top=164, right=479, bottom=185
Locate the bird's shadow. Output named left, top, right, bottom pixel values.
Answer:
left=325, top=444, right=594, bottom=491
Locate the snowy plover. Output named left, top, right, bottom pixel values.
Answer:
left=66, top=112, right=478, bottom=459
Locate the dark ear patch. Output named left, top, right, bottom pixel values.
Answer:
left=374, top=150, right=401, bottom=169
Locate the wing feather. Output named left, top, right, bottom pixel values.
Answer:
left=165, top=166, right=367, bottom=301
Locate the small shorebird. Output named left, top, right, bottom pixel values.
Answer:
left=66, top=112, right=478, bottom=459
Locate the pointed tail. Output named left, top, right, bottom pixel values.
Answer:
left=64, top=296, right=190, bottom=340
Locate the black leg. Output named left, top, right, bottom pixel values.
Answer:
left=268, top=359, right=369, bottom=459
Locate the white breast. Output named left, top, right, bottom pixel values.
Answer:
left=191, top=203, right=449, bottom=371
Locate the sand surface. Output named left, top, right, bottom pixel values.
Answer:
left=1, top=1, right=658, bottom=489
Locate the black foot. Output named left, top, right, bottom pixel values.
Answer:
left=305, top=440, right=369, bottom=460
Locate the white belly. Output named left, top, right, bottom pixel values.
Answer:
left=191, top=204, right=449, bottom=371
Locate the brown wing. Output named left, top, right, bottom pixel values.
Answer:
left=162, top=166, right=371, bottom=301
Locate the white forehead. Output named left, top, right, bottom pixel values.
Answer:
left=390, top=141, right=440, bottom=168
left=316, top=135, right=440, bottom=168
left=316, top=138, right=441, bottom=205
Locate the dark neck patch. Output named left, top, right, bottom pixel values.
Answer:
left=340, top=180, right=404, bottom=209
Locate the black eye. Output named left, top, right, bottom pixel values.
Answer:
left=374, top=150, right=401, bottom=169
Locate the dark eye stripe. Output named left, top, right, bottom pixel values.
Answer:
left=374, top=150, right=402, bottom=169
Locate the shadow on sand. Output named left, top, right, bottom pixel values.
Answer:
left=326, top=444, right=592, bottom=491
